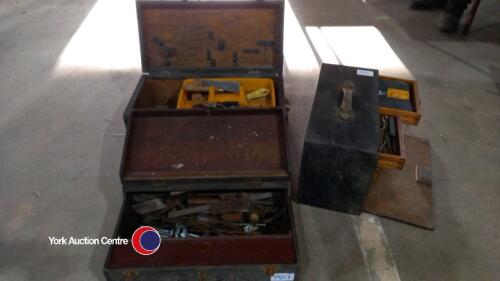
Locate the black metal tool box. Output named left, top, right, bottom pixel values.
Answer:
left=298, top=64, right=408, bottom=214
left=104, top=1, right=300, bottom=281
left=298, top=64, right=380, bottom=215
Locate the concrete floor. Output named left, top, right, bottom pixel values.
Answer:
left=0, top=0, right=499, bottom=280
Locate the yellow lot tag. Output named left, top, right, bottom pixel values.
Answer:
left=387, top=88, right=410, bottom=100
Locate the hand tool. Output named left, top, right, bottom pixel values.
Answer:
left=168, top=205, right=211, bottom=218
left=132, top=198, right=167, bottom=215
left=246, top=88, right=270, bottom=100
left=184, top=80, right=240, bottom=94
left=132, top=192, right=284, bottom=238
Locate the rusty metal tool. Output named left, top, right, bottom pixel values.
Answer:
left=132, top=198, right=167, bottom=215
left=168, top=205, right=211, bottom=218
left=184, top=80, right=240, bottom=93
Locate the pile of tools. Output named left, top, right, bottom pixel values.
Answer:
left=181, top=79, right=271, bottom=109
left=379, top=115, right=399, bottom=154
left=131, top=191, right=287, bottom=238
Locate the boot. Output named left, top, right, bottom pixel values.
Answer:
left=438, top=11, right=462, bottom=33
left=438, top=2, right=466, bottom=33
left=410, top=0, right=447, bottom=10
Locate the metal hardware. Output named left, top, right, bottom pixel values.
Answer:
left=199, top=271, right=207, bottom=281
left=242, top=48, right=260, bottom=54
left=123, top=271, right=137, bottom=281
left=415, top=165, right=432, bottom=186
left=379, top=115, right=398, bottom=155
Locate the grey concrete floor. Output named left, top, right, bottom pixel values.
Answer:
left=0, top=0, right=499, bottom=280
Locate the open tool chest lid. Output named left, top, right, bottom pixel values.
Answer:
left=136, top=0, right=284, bottom=77
left=120, top=109, right=290, bottom=192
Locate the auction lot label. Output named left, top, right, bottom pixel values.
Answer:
left=271, top=273, right=295, bottom=281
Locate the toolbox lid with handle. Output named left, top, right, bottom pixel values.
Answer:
left=298, top=64, right=380, bottom=214
left=136, top=0, right=284, bottom=77
left=120, top=108, right=290, bottom=192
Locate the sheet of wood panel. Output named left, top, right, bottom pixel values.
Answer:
left=364, top=136, right=434, bottom=230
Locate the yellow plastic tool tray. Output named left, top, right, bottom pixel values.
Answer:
left=177, top=78, right=276, bottom=109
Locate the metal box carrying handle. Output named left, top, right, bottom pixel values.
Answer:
left=338, top=81, right=355, bottom=120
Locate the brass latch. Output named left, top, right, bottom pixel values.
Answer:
left=199, top=271, right=207, bottom=281
left=123, top=271, right=137, bottom=281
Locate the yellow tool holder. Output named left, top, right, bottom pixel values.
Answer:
left=177, top=78, right=276, bottom=109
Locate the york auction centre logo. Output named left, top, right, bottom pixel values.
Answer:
left=131, top=226, right=161, bottom=255
left=48, top=226, right=161, bottom=256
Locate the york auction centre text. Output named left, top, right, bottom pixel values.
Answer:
left=49, top=236, right=128, bottom=246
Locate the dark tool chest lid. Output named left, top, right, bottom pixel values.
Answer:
left=120, top=109, right=290, bottom=190
left=136, top=0, right=284, bottom=76
left=305, top=64, right=379, bottom=151
left=298, top=63, right=380, bottom=214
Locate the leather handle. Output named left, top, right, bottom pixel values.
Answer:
left=338, top=81, right=355, bottom=120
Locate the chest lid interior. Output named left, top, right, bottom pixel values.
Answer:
left=121, top=109, right=289, bottom=188
left=136, top=0, right=284, bottom=77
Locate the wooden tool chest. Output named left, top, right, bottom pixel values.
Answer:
left=122, top=0, right=286, bottom=125
left=104, top=1, right=300, bottom=281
